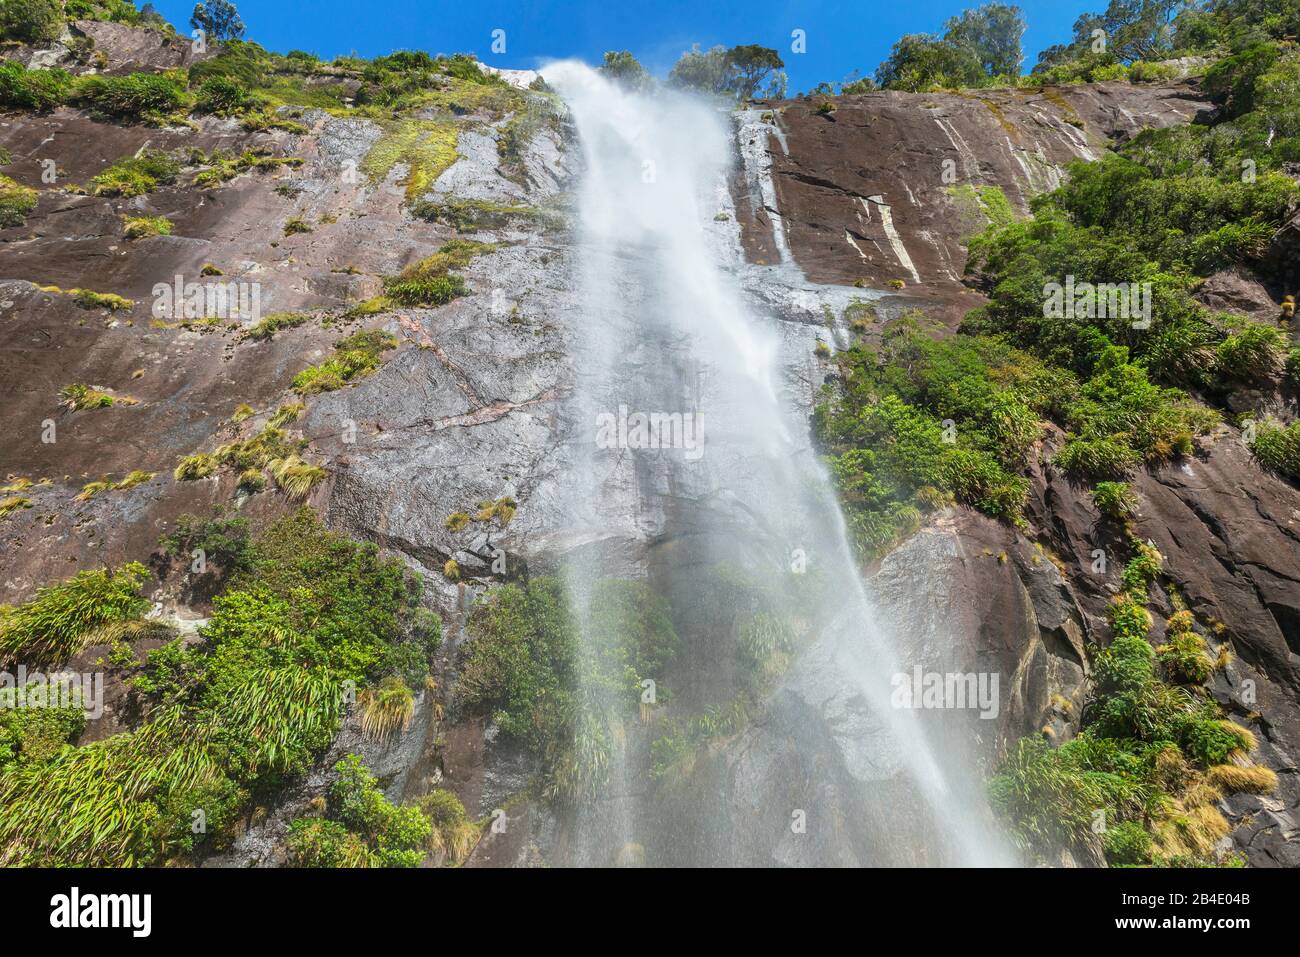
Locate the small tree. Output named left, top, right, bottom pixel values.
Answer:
left=723, top=44, right=786, bottom=100
left=600, top=50, right=653, bottom=93
left=190, top=0, right=245, bottom=42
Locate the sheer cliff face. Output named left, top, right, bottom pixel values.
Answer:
left=734, top=83, right=1300, bottom=866
left=735, top=82, right=1209, bottom=323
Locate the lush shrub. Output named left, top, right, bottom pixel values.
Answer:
left=0, top=0, right=62, bottom=43
left=193, top=76, right=261, bottom=115
left=458, top=577, right=676, bottom=803
left=1103, top=820, right=1154, bottom=866
left=0, top=690, right=85, bottom=769
left=289, top=755, right=429, bottom=867
left=1092, top=481, right=1137, bottom=520
left=1216, top=323, right=1287, bottom=380
left=0, top=61, right=72, bottom=111
left=74, top=71, right=191, bottom=120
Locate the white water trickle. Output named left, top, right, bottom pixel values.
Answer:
left=544, top=61, right=1010, bottom=866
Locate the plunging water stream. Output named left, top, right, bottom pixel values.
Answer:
left=543, top=62, right=1009, bottom=866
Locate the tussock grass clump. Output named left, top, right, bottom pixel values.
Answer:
left=357, top=675, right=415, bottom=740
left=1092, top=481, right=1137, bottom=521
left=473, top=496, right=516, bottom=527
left=288, top=755, right=429, bottom=868
left=0, top=495, right=33, bottom=518
left=0, top=562, right=151, bottom=667
left=231, top=403, right=256, bottom=423
left=192, top=149, right=302, bottom=189
left=268, top=454, right=326, bottom=500
left=123, top=215, right=172, bottom=240
left=418, top=789, right=479, bottom=864
left=77, top=470, right=156, bottom=501
left=292, top=330, right=397, bottom=395
left=1249, top=418, right=1300, bottom=482
left=0, top=174, right=38, bottom=227
left=244, top=311, right=310, bottom=341
left=1206, top=763, right=1279, bottom=795
left=59, top=383, right=137, bottom=411
left=445, top=512, right=470, bottom=533
left=71, top=289, right=133, bottom=311
left=282, top=216, right=312, bottom=236
left=174, top=453, right=218, bottom=481
left=91, top=151, right=181, bottom=198
left=267, top=402, right=304, bottom=428
left=442, top=558, right=460, bottom=581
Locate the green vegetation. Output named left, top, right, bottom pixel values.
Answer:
left=288, top=754, right=429, bottom=867
left=74, top=71, right=191, bottom=122
left=0, top=495, right=33, bottom=518
left=0, top=60, right=71, bottom=111
left=814, top=321, right=1055, bottom=556
left=667, top=44, right=788, bottom=99
left=123, top=215, right=173, bottom=239
left=59, top=383, right=136, bottom=411
left=191, top=148, right=302, bottom=189
left=76, top=469, right=155, bottom=500
left=0, top=0, right=62, bottom=43
left=0, top=509, right=436, bottom=866
left=457, top=577, right=676, bottom=804
left=417, top=789, right=479, bottom=864
left=0, top=563, right=153, bottom=668
left=1092, top=480, right=1137, bottom=521
left=1249, top=419, right=1300, bottom=482
left=91, top=151, right=181, bottom=198
left=70, top=288, right=133, bottom=311
left=991, top=548, right=1272, bottom=865
left=380, top=240, right=490, bottom=307
left=0, top=688, right=85, bottom=770
left=292, top=329, right=397, bottom=395
left=361, top=118, right=459, bottom=201
left=244, top=311, right=310, bottom=341
left=875, top=3, right=1026, bottom=91
left=0, top=173, right=37, bottom=227
left=410, top=198, right=562, bottom=231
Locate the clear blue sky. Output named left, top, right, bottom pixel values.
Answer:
left=149, top=0, right=1095, bottom=92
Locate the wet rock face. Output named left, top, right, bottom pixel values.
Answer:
left=737, top=83, right=1210, bottom=324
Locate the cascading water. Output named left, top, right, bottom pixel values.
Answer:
left=543, top=62, right=1010, bottom=867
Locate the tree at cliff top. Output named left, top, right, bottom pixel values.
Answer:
left=668, top=43, right=787, bottom=100
left=876, top=2, right=1026, bottom=91
left=191, top=0, right=244, bottom=42
left=600, top=50, right=653, bottom=93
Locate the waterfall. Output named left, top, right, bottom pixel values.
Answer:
left=543, top=62, right=1009, bottom=867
